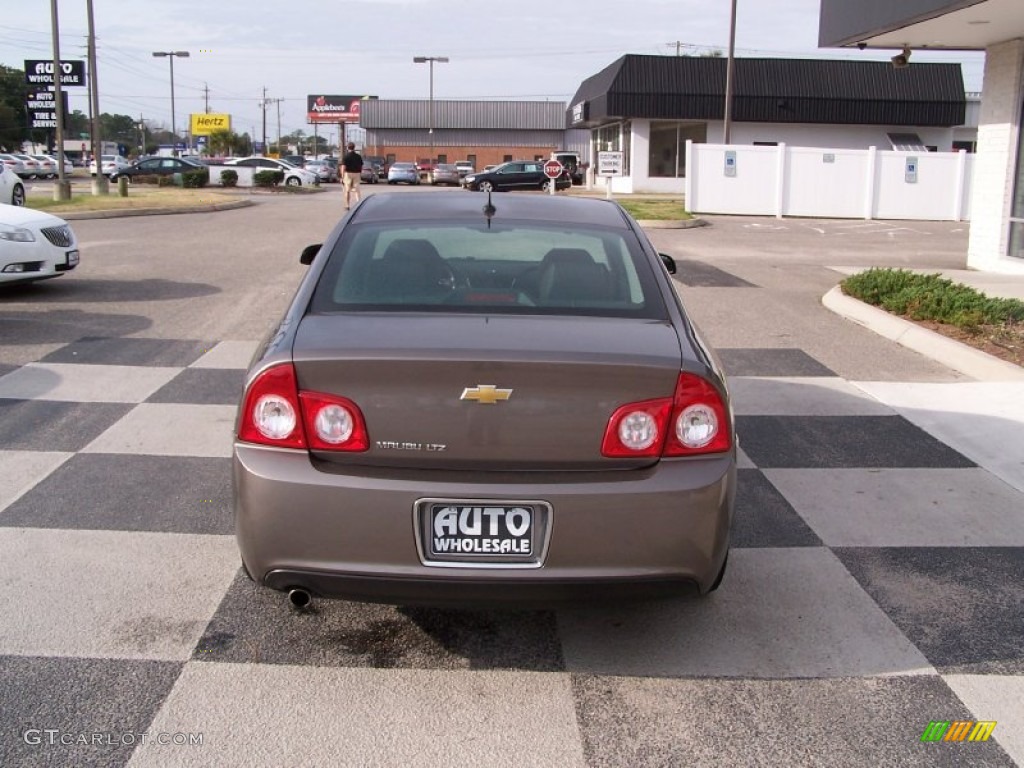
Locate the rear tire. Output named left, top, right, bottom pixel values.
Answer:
left=707, top=551, right=728, bottom=593
left=11, top=184, right=25, bottom=206
left=478, top=181, right=494, bottom=193
left=286, top=176, right=301, bottom=187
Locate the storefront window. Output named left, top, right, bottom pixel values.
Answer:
left=1009, top=97, right=1024, bottom=259
left=648, top=122, right=707, bottom=178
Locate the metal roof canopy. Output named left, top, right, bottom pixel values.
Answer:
left=819, top=0, right=1024, bottom=50
left=567, top=55, right=966, bottom=128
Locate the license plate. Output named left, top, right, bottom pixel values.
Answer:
left=417, top=501, right=552, bottom=569
left=66, top=250, right=79, bottom=266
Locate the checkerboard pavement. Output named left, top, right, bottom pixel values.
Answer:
left=1, top=337, right=1021, bottom=767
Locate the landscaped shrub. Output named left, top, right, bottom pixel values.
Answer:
left=182, top=168, right=209, bottom=188
left=254, top=170, right=284, bottom=187
left=842, top=268, right=1024, bottom=330
left=220, top=169, right=238, bottom=187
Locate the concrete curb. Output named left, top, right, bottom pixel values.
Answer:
left=822, top=285, right=1024, bottom=382
left=638, top=218, right=707, bottom=230
left=60, top=198, right=255, bottom=221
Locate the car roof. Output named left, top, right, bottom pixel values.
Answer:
left=352, top=191, right=630, bottom=229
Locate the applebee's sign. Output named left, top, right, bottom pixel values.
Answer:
left=306, top=94, right=377, bottom=124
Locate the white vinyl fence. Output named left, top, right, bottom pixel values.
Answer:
left=684, top=141, right=974, bottom=221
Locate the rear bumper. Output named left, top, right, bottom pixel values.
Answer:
left=235, top=444, right=736, bottom=605
left=265, top=569, right=701, bottom=607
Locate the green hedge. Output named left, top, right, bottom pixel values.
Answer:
left=220, top=169, right=238, bottom=187
left=254, top=170, right=284, bottom=187
left=182, top=168, right=209, bottom=188
left=842, top=268, right=1024, bottom=329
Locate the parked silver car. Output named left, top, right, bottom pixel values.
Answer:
left=428, top=163, right=461, bottom=186
left=386, top=162, right=420, bottom=185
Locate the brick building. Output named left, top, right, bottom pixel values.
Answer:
left=359, top=100, right=589, bottom=170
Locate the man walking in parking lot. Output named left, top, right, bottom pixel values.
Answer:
left=341, top=143, right=363, bottom=210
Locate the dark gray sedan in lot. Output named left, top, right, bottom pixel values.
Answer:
left=462, top=160, right=571, bottom=193
left=234, top=193, right=735, bottom=608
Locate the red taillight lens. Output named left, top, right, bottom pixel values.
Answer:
left=300, top=392, right=369, bottom=452
left=601, top=398, right=672, bottom=457
left=601, top=373, right=731, bottom=458
left=237, top=365, right=369, bottom=452
left=664, top=373, right=732, bottom=456
left=238, top=363, right=306, bottom=449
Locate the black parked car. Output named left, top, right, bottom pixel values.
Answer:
left=111, top=157, right=206, bottom=182
left=462, top=161, right=571, bottom=193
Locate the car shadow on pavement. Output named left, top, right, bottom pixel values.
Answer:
left=0, top=277, right=221, bottom=304
left=0, top=309, right=152, bottom=345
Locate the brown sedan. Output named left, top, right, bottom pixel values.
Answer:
left=234, top=193, right=736, bottom=608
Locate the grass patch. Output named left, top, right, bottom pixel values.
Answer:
left=618, top=199, right=691, bottom=220
left=842, top=268, right=1024, bottom=366
left=25, top=188, right=238, bottom=213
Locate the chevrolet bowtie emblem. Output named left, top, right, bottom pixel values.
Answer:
left=460, top=385, right=513, bottom=404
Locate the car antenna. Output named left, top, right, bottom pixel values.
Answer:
left=482, top=190, right=496, bottom=229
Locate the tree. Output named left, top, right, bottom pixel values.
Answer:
left=0, top=64, right=28, bottom=150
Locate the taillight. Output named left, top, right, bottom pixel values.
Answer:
left=237, top=364, right=369, bottom=452
left=300, top=392, right=368, bottom=452
left=238, top=364, right=305, bottom=448
left=664, top=373, right=731, bottom=456
left=601, top=373, right=731, bottom=458
left=600, top=398, right=672, bottom=457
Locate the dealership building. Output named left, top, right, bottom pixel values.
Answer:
left=565, top=54, right=968, bottom=195
left=819, top=0, right=1024, bottom=274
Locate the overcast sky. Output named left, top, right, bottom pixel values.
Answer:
left=2, top=0, right=985, bottom=142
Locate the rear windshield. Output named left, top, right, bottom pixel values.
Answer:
left=309, top=220, right=667, bottom=319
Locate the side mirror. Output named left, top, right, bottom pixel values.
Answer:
left=299, top=244, right=321, bottom=265
left=659, top=253, right=677, bottom=275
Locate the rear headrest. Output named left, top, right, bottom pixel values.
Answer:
left=541, top=248, right=594, bottom=266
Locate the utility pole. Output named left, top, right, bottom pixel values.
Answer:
left=138, top=114, right=145, bottom=156
left=263, top=97, right=284, bottom=155
left=203, top=82, right=210, bottom=113
left=723, top=0, right=738, bottom=144
left=49, top=0, right=70, bottom=200
left=86, top=0, right=107, bottom=194
left=261, top=87, right=267, bottom=153
left=667, top=40, right=684, bottom=56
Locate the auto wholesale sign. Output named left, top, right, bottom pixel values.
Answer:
left=190, top=113, right=231, bottom=136
left=26, top=89, right=67, bottom=129
left=306, top=94, right=376, bottom=124
left=24, top=59, right=86, bottom=87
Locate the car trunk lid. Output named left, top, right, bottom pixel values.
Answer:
left=293, top=313, right=683, bottom=471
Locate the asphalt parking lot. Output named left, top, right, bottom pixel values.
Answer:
left=1, top=186, right=1021, bottom=767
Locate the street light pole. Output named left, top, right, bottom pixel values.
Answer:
left=152, top=50, right=189, bottom=155
left=413, top=56, right=448, bottom=161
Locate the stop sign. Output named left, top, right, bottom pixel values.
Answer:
left=543, top=160, right=563, bottom=179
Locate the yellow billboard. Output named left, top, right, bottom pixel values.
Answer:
left=190, top=113, right=231, bottom=135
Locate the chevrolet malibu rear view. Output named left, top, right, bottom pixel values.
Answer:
left=234, top=193, right=736, bottom=607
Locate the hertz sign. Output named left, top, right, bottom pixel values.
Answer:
left=190, top=113, right=231, bottom=136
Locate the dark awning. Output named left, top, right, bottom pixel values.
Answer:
left=567, top=55, right=966, bottom=129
